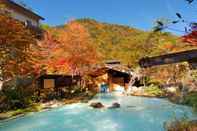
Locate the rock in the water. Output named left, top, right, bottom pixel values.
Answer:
left=90, top=102, right=104, bottom=109
left=108, top=102, right=120, bottom=109
left=0, top=113, right=11, bottom=120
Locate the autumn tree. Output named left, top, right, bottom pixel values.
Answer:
left=182, top=23, right=197, bottom=46
left=152, top=0, right=197, bottom=47
left=0, top=13, right=39, bottom=81
left=0, top=6, right=42, bottom=110
left=37, top=29, right=66, bottom=74
left=59, top=21, right=100, bottom=75
left=39, top=21, right=100, bottom=76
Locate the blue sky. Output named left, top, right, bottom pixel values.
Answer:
left=20, top=0, right=196, bottom=34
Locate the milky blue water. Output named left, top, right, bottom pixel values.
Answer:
left=0, top=93, right=196, bottom=131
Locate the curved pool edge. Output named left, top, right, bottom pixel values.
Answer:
left=0, top=93, right=197, bottom=131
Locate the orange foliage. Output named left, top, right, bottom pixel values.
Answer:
left=39, top=21, right=100, bottom=75
left=59, top=21, right=100, bottom=74
left=163, top=42, right=174, bottom=51
left=0, top=14, right=38, bottom=80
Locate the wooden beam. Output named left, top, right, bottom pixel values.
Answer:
left=139, top=49, right=197, bottom=69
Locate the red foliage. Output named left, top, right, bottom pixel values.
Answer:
left=56, top=58, right=67, bottom=66
left=182, top=31, right=197, bottom=46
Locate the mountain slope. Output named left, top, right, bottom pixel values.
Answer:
left=57, top=18, right=193, bottom=66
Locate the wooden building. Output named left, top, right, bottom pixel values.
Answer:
left=89, top=61, right=133, bottom=92
left=107, top=68, right=131, bottom=91
left=1, top=0, right=44, bottom=27
left=1, top=0, right=44, bottom=37
left=38, top=74, right=81, bottom=90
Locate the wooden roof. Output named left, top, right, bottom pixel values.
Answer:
left=89, top=64, right=133, bottom=77
left=2, top=0, right=44, bottom=20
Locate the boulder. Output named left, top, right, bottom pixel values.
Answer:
left=108, top=102, right=120, bottom=109
left=90, top=102, right=104, bottom=109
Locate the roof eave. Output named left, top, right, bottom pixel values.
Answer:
left=7, top=0, right=45, bottom=20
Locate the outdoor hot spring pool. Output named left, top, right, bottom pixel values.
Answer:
left=0, top=93, right=196, bottom=131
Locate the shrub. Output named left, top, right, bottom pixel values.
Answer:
left=1, top=76, right=37, bottom=111
left=182, top=92, right=197, bottom=111
left=164, top=119, right=189, bottom=131
left=144, top=84, right=164, bottom=96
left=164, top=116, right=197, bottom=131
left=8, top=104, right=42, bottom=117
left=2, top=85, right=34, bottom=110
